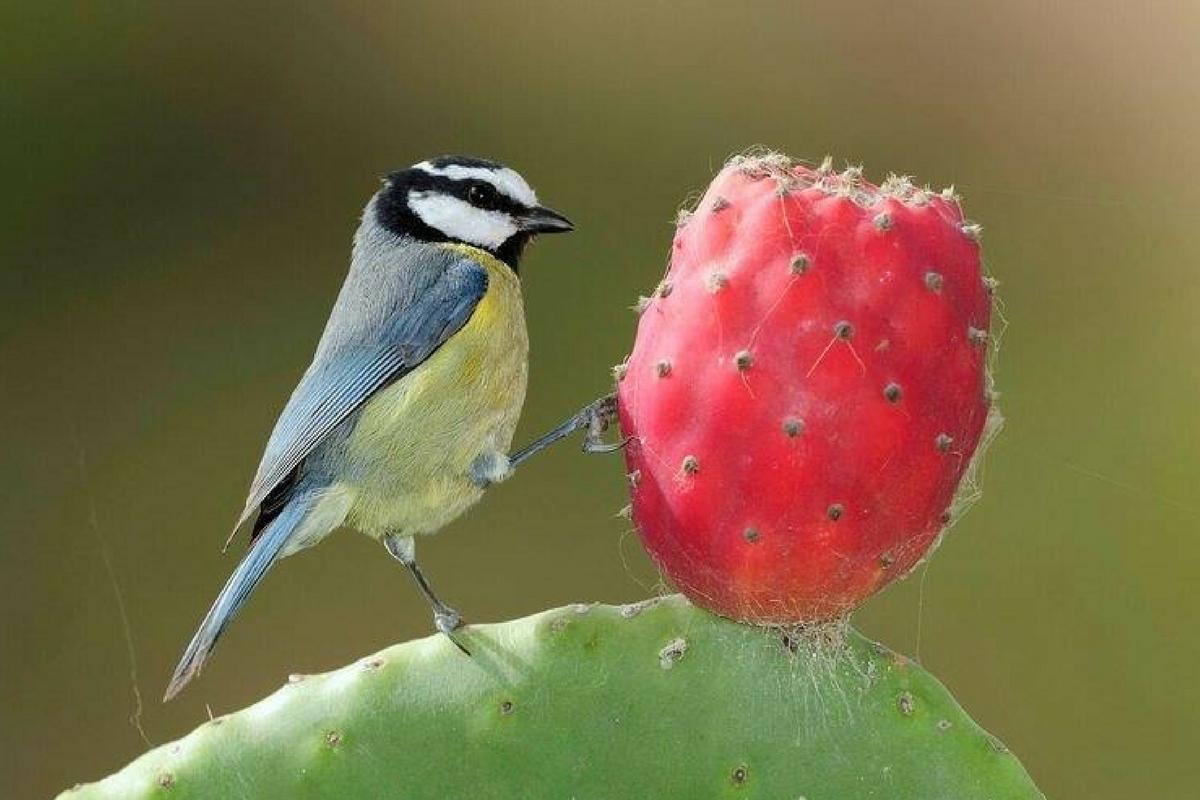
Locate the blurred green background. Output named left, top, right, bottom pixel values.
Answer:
left=3, top=1, right=1197, bottom=797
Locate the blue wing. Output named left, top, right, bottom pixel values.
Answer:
left=227, top=250, right=489, bottom=542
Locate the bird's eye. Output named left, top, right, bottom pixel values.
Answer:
left=467, top=184, right=496, bottom=209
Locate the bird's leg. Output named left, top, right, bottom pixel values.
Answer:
left=383, top=534, right=470, bottom=656
left=509, top=393, right=626, bottom=471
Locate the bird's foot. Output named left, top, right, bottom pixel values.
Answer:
left=434, top=607, right=471, bottom=656
left=582, top=394, right=627, bottom=454
left=508, top=393, right=627, bottom=471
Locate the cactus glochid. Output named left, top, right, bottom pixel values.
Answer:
left=61, top=596, right=1042, bottom=799
left=617, top=151, right=1000, bottom=623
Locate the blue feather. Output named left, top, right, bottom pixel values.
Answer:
left=229, top=251, right=488, bottom=541
left=165, top=492, right=318, bottom=700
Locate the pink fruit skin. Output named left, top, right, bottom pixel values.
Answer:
left=618, top=155, right=993, bottom=623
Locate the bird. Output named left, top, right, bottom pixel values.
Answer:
left=164, top=155, right=614, bottom=701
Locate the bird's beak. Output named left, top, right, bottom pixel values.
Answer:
left=520, top=205, right=574, bottom=234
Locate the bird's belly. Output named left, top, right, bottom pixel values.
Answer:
left=342, top=264, right=528, bottom=538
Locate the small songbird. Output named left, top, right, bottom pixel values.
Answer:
left=165, top=156, right=607, bottom=701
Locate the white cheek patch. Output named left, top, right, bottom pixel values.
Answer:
left=415, top=162, right=538, bottom=207
left=407, top=192, right=518, bottom=249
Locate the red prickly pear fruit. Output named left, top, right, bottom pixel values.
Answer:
left=616, top=152, right=999, bottom=623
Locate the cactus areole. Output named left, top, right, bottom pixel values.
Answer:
left=617, top=152, right=996, bottom=623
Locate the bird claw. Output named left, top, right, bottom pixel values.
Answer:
left=584, top=436, right=630, bottom=454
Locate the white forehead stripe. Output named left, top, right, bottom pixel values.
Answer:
left=407, top=191, right=518, bottom=249
left=415, top=161, right=538, bottom=207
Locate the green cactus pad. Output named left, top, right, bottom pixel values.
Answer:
left=60, top=596, right=1043, bottom=799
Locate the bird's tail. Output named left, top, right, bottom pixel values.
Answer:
left=163, top=496, right=311, bottom=701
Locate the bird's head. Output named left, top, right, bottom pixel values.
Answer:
left=373, top=155, right=573, bottom=270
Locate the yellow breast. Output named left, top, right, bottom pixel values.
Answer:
left=345, top=245, right=529, bottom=538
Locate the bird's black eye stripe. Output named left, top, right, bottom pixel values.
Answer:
left=387, top=166, right=527, bottom=216
left=466, top=182, right=500, bottom=210
left=455, top=179, right=524, bottom=216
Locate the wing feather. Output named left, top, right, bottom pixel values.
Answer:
left=230, top=253, right=489, bottom=536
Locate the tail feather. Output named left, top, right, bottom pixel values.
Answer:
left=164, top=497, right=310, bottom=701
